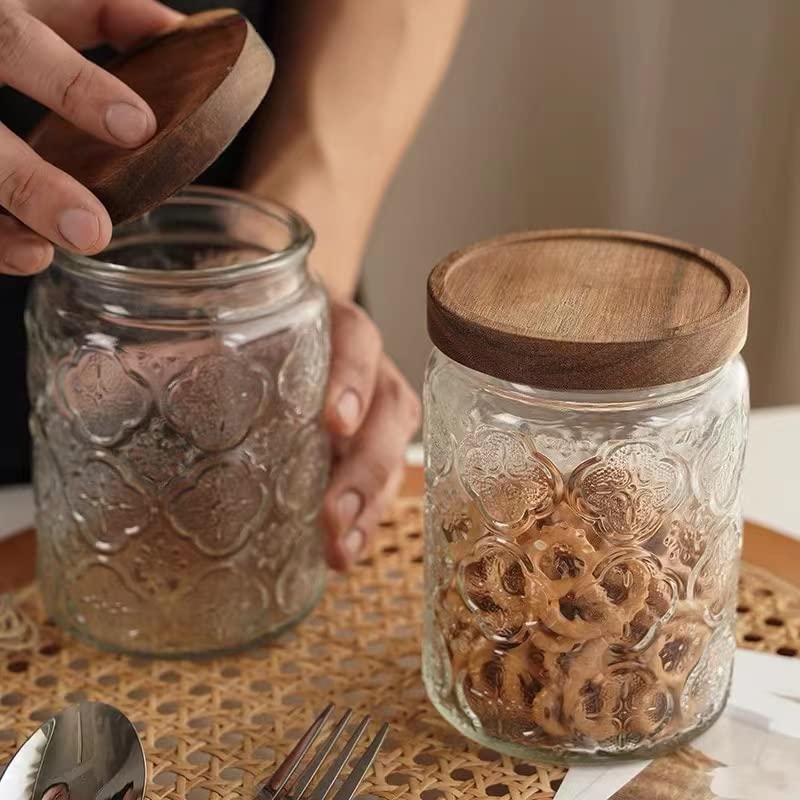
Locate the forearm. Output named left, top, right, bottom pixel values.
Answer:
left=240, top=0, right=467, bottom=298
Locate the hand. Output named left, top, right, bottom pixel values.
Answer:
left=0, top=0, right=182, bottom=275
left=322, top=299, right=421, bottom=570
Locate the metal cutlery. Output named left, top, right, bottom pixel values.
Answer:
left=257, top=704, right=388, bottom=800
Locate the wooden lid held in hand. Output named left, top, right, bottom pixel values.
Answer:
left=29, top=9, right=274, bottom=224
left=427, top=229, right=750, bottom=390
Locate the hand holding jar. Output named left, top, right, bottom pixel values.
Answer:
left=322, top=299, right=421, bottom=570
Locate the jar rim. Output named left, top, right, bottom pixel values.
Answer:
left=54, top=186, right=314, bottom=287
left=431, top=346, right=743, bottom=411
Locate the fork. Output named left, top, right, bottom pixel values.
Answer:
left=256, top=704, right=389, bottom=800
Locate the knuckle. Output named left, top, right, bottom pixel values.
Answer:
left=0, top=11, right=32, bottom=69
left=364, top=459, right=392, bottom=494
left=406, top=390, right=422, bottom=429
left=337, top=352, right=378, bottom=389
left=336, top=302, right=382, bottom=344
left=380, top=368, right=421, bottom=428
left=380, top=369, right=407, bottom=406
left=335, top=299, right=366, bottom=324
left=59, top=65, right=94, bottom=115
left=0, top=165, right=40, bottom=214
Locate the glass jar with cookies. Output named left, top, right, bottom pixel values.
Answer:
left=423, top=230, right=750, bottom=762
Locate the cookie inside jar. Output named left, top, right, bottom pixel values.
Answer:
left=433, top=483, right=739, bottom=759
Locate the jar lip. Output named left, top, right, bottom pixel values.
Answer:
left=54, top=186, right=314, bottom=287
left=432, top=346, right=740, bottom=410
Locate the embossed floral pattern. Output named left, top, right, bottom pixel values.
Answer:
left=565, top=662, right=673, bottom=747
left=568, top=441, right=688, bottom=544
left=687, top=517, right=741, bottom=626
left=680, top=624, right=736, bottom=720
left=117, top=416, right=202, bottom=486
left=165, top=354, right=267, bottom=452
left=424, top=377, right=456, bottom=483
left=275, top=424, right=330, bottom=521
left=695, top=410, right=747, bottom=513
left=60, top=348, right=151, bottom=446
left=278, top=321, right=329, bottom=420
left=66, top=454, right=153, bottom=553
left=172, top=566, right=271, bottom=649
left=660, top=505, right=720, bottom=571
left=67, top=562, right=144, bottom=631
left=456, top=427, right=562, bottom=533
left=276, top=540, right=325, bottom=616
left=432, top=469, right=480, bottom=545
left=244, top=411, right=302, bottom=472
left=253, top=521, right=298, bottom=573
left=166, top=458, right=268, bottom=557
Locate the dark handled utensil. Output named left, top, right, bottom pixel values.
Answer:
left=257, top=704, right=388, bottom=800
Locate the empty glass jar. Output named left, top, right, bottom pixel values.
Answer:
left=27, top=187, right=330, bottom=657
left=422, top=230, right=750, bottom=762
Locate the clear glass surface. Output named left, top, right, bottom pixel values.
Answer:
left=26, top=188, right=330, bottom=657
left=423, top=348, right=749, bottom=762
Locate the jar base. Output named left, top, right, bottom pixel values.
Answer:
left=44, top=576, right=326, bottom=660
left=422, top=660, right=729, bottom=765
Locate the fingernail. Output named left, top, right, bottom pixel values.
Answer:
left=336, top=389, right=361, bottom=431
left=3, top=243, right=50, bottom=274
left=57, top=209, right=100, bottom=251
left=337, top=490, right=363, bottom=528
left=104, top=102, right=154, bottom=146
left=342, top=528, right=365, bottom=563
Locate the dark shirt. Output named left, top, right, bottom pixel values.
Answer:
left=0, top=1, right=271, bottom=484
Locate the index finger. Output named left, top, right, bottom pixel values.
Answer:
left=0, top=8, right=156, bottom=148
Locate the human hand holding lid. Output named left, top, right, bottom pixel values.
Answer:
left=0, top=0, right=181, bottom=275
left=0, top=3, right=274, bottom=275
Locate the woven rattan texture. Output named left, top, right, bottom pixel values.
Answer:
left=1, top=499, right=799, bottom=800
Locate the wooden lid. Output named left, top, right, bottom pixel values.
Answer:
left=427, top=229, right=750, bottom=390
left=28, top=9, right=274, bottom=224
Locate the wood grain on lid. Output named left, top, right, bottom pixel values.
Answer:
left=427, top=229, right=750, bottom=390
left=28, top=9, right=274, bottom=224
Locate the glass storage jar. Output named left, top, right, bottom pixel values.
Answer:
left=26, top=187, right=330, bottom=657
left=422, top=230, right=750, bottom=762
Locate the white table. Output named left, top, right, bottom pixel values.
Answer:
left=3, top=406, right=800, bottom=541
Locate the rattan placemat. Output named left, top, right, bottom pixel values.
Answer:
left=1, top=499, right=799, bottom=800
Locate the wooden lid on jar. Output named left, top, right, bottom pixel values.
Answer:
left=427, top=229, right=750, bottom=390
left=28, top=9, right=273, bottom=224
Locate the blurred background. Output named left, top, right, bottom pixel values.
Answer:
left=361, top=0, right=800, bottom=410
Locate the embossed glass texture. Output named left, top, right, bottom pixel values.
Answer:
left=27, top=188, right=330, bottom=657
left=423, top=348, right=749, bottom=762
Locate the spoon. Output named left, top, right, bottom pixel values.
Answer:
left=0, top=701, right=146, bottom=800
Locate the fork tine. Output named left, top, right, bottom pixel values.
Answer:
left=331, top=723, right=389, bottom=800
left=284, top=709, right=353, bottom=799
left=257, top=703, right=335, bottom=799
left=306, top=715, right=371, bottom=800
